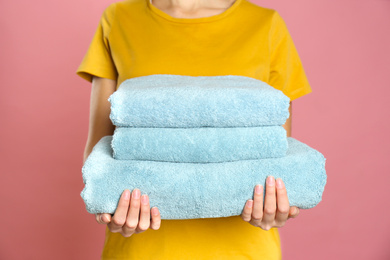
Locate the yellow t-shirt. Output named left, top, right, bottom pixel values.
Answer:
left=76, top=0, right=312, bottom=259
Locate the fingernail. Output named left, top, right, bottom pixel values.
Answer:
left=152, top=207, right=159, bottom=216
left=247, top=200, right=253, bottom=208
left=276, top=178, right=284, bottom=189
left=267, top=176, right=275, bottom=186
left=289, top=208, right=297, bottom=217
left=133, top=189, right=140, bottom=199
left=141, top=194, right=149, bottom=205
left=123, top=190, right=130, bottom=200
left=102, top=215, right=109, bottom=222
left=255, top=184, right=263, bottom=194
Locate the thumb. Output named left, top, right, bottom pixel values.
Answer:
left=288, top=207, right=300, bottom=218
left=101, top=213, right=112, bottom=224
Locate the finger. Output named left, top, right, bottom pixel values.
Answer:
left=95, top=214, right=103, bottom=224
left=109, top=190, right=131, bottom=232
left=251, top=185, right=264, bottom=222
left=123, top=189, right=141, bottom=234
left=150, top=207, right=161, bottom=230
left=275, top=178, right=290, bottom=225
left=96, top=213, right=111, bottom=224
left=135, top=194, right=151, bottom=233
left=241, top=200, right=253, bottom=222
left=102, top=214, right=112, bottom=224
left=262, top=176, right=276, bottom=229
left=288, top=207, right=300, bottom=218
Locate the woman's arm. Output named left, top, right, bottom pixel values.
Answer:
left=83, top=76, right=116, bottom=163
left=241, top=102, right=300, bottom=230
left=84, top=76, right=161, bottom=236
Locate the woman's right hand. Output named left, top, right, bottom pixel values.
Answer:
left=95, top=189, right=161, bottom=237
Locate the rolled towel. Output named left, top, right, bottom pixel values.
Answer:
left=109, top=74, right=290, bottom=127
left=112, top=126, right=288, bottom=162
left=81, top=136, right=326, bottom=219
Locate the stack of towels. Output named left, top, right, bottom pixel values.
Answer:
left=81, top=75, right=326, bottom=220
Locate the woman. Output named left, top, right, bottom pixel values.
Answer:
left=77, top=0, right=312, bottom=258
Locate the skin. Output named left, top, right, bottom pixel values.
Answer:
left=83, top=0, right=299, bottom=237
left=150, top=0, right=237, bottom=18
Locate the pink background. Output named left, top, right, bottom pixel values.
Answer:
left=1, top=0, right=389, bottom=259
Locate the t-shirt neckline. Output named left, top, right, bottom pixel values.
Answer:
left=146, top=0, right=243, bottom=24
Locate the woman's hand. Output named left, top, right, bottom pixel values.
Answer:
left=95, top=189, right=161, bottom=237
left=241, top=176, right=299, bottom=230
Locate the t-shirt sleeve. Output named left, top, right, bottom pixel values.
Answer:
left=268, top=11, right=312, bottom=101
left=76, top=3, right=118, bottom=83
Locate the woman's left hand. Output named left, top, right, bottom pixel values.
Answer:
left=240, top=176, right=299, bottom=230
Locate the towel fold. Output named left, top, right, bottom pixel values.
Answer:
left=108, top=75, right=290, bottom=127
left=81, top=136, right=326, bottom=219
left=112, top=126, right=288, bottom=162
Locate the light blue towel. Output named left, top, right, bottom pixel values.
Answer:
left=81, top=136, right=326, bottom=219
left=112, top=126, right=288, bottom=162
left=109, top=75, right=290, bottom=127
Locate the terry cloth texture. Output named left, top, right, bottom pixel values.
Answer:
left=81, top=136, right=326, bottom=219
left=108, top=74, right=290, bottom=128
left=112, top=126, right=288, bottom=162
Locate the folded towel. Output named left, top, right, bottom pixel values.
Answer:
left=112, top=126, right=288, bottom=162
left=109, top=75, right=290, bottom=127
left=81, top=136, right=326, bottom=219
